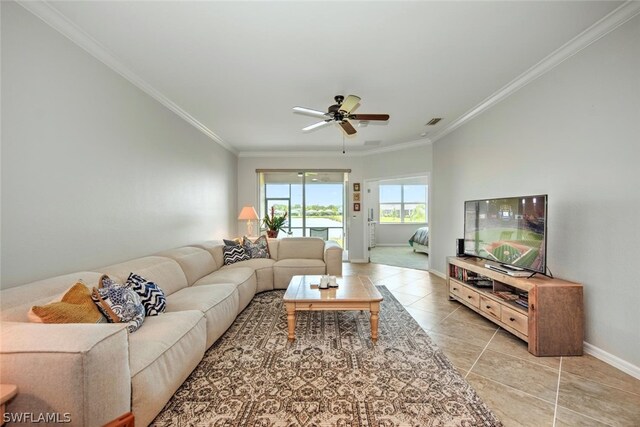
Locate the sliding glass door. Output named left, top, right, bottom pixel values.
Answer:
left=258, top=170, right=348, bottom=247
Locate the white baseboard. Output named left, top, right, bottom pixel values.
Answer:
left=583, top=342, right=640, bottom=380
left=349, top=259, right=369, bottom=264
left=428, top=269, right=446, bottom=279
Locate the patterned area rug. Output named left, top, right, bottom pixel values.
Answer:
left=152, top=286, right=501, bottom=426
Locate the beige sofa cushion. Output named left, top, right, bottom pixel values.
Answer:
left=273, top=259, right=326, bottom=289
left=223, top=258, right=276, bottom=292
left=155, top=246, right=216, bottom=286
left=128, top=310, right=206, bottom=426
left=324, top=240, right=344, bottom=276
left=0, top=272, right=104, bottom=322
left=190, top=241, right=224, bottom=268
left=0, top=322, right=130, bottom=426
left=195, top=267, right=253, bottom=285
left=266, top=238, right=279, bottom=260
left=194, top=268, right=256, bottom=313
left=165, top=284, right=239, bottom=347
left=277, top=237, right=325, bottom=260
left=223, top=258, right=276, bottom=271
left=99, top=256, right=188, bottom=296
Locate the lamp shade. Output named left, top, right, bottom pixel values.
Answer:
left=238, top=206, right=259, bottom=221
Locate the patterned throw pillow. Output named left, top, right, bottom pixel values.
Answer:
left=29, top=282, right=106, bottom=324
left=99, top=274, right=117, bottom=288
left=125, top=273, right=166, bottom=316
left=92, top=284, right=145, bottom=333
left=223, top=238, right=242, bottom=247
left=223, top=245, right=250, bottom=265
left=243, top=235, right=270, bottom=259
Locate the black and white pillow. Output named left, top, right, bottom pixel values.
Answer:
left=223, top=245, right=250, bottom=265
left=125, top=273, right=166, bottom=316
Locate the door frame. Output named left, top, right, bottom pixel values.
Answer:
left=361, top=172, right=431, bottom=263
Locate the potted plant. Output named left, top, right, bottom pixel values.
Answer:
left=263, top=206, right=288, bottom=238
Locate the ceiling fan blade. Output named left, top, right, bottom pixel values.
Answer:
left=293, top=106, right=330, bottom=118
left=302, top=120, right=333, bottom=132
left=339, top=120, right=357, bottom=135
left=339, top=95, right=361, bottom=113
left=349, top=114, right=390, bottom=121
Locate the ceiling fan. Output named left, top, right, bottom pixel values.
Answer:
left=293, top=95, right=390, bottom=136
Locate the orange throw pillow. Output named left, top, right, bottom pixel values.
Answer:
left=30, top=283, right=105, bottom=324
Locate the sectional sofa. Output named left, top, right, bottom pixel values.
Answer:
left=0, top=237, right=342, bottom=426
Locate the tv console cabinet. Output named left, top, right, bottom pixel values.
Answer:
left=447, top=256, right=584, bottom=356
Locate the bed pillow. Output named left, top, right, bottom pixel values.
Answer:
left=223, top=245, right=250, bottom=265
left=29, top=282, right=106, bottom=324
left=243, top=235, right=270, bottom=259
left=125, top=273, right=166, bottom=316
left=91, top=284, right=145, bottom=333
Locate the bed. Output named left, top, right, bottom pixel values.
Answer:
left=409, top=226, right=429, bottom=255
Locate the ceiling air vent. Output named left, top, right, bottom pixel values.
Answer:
left=364, top=140, right=381, bottom=147
left=426, top=118, right=442, bottom=126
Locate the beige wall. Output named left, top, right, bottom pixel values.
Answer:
left=431, top=15, right=640, bottom=368
left=1, top=3, right=238, bottom=288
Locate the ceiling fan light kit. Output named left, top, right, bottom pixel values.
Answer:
left=294, top=94, right=390, bottom=137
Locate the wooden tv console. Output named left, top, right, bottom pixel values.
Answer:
left=447, top=256, right=584, bottom=356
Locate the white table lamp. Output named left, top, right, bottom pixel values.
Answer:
left=238, top=206, right=259, bottom=236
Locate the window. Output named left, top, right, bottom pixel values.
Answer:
left=258, top=171, right=348, bottom=247
left=379, top=184, right=427, bottom=223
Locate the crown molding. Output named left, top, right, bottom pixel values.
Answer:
left=429, top=0, right=640, bottom=144
left=19, top=1, right=638, bottom=157
left=362, top=138, right=432, bottom=156
left=238, top=138, right=432, bottom=158
left=238, top=150, right=357, bottom=158
left=17, top=1, right=237, bottom=155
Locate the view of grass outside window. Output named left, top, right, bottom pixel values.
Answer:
left=380, top=184, right=427, bottom=223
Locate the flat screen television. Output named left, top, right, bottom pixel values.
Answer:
left=464, top=195, right=547, bottom=274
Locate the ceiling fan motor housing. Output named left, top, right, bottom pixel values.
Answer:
left=294, top=94, right=388, bottom=136
left=328, top=95, right=345, bottom=117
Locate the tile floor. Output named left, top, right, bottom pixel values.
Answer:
left=342, top=262, right=640, bottom=427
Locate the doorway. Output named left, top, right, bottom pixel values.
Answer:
left=364, top=175, right=429, bottom=270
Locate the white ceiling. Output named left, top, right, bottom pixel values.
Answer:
left=48, top=1, right=621, bottom=154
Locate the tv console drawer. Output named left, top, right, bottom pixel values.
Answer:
left=449, top=281, right=465, bottom=299
left=459, top=285, right=480, bottom=308
left=480, top=296, right=501, bottom=321
left=502, top=306, right=528, bottom=336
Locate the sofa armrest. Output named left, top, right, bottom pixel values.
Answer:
left=324, top=241, right=343, bottom=276
left=0, top=322, right=131, bottom=427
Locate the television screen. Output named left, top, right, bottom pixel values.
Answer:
left=464, top=195, right=547, bottom=273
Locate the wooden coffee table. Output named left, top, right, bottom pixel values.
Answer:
left=283, top=275, right=383, bottom=342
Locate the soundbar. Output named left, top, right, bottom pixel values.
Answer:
left=484, top=263, right=531, bottom=277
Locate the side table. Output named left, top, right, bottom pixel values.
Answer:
left=0, top=385, right=18, bottom=426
